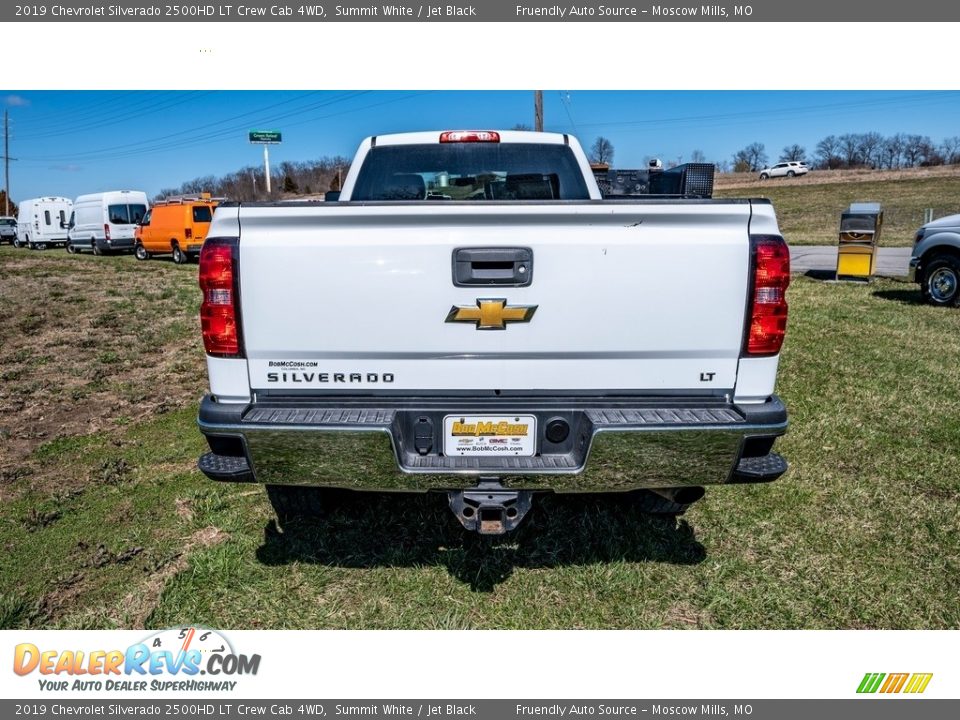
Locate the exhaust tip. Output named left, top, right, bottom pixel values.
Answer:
left=650, top=486, right=706, bottom=506
left=672, top=486, right=706, bottom=505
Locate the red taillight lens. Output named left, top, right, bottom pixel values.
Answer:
left=199, top=238, right=243, bottom=357
left=745, top=235, right=790, bottom=356
left=439, top=130, right=500, bottom=143
left=103, top=224, right=111, bottom=241
left=185, top=228, right=193, bottom=239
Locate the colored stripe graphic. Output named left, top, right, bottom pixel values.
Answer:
left=857, top=672, right=932, bottom=694
left=857, top=673, right=885, bottom=693
left=880, top=673, right=909, bottom=693
left=904, top=673, right=933, bottom=694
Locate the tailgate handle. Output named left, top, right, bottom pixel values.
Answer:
left=453, top=247, right=533, bottom=287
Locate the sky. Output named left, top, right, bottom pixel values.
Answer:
left=4, top=89, right=960, bottom=201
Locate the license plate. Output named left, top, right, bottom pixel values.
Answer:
left=442, top=415, right=537, bottom=457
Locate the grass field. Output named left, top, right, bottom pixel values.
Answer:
left=715, top=166, right=960, bottom=246
left=1, top=246, right=958, bottom=630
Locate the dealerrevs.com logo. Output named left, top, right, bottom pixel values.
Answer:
left=13, top=627, right=260, bottom=692
left=857, top=673, right=933, bottom=694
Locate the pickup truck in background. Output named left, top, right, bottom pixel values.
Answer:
left=909, top=212, right=960, bottom=306
left=196, top=130, right=790, bottom=535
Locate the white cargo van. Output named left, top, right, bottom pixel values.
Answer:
left=67, top=190, right=149, bottom=255
left=16, top=197, right=73, bottom=249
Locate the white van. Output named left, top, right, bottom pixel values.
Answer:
left=16, top=197, right=73, bottom=249
left=67, top=190, right=149, bottom=255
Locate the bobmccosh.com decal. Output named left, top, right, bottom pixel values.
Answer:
left=13, top=627, right=260, bottom=692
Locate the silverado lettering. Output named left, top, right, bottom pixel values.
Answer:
left=196, top=129, right=790, bottom=535
left=265, top=372, right=394, bottom=383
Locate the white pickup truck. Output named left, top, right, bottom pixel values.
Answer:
left=196, top=130, right=790, bottom=534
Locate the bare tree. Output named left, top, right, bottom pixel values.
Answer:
left=838, top=134, right=862, bottom=167
left=815, top=135, right=841, bottom=169
left=178, top=175, right=217, bottom=195
left=512, top=123, right=533, bottom=131
left=858, top=132, right=884, bottom=169
left=779, top=144, right=806, bottom=162
left=690, top=149, right=707, bottom=163
left=903, top=134, right=931, bottom=166
left=940, top=136, right=960, bottom=165
left=589, top=136, right=615, bottom=165
left=881, top=134, right=905, bottom=169
left=733, top=142, right=768, bottom=172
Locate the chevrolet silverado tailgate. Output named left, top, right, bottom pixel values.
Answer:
left=234, top=201, right=754, bottom=394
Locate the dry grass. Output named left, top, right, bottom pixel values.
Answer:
left=1, top=247, right=958, bottom=630
left=0, top=249, right=206, bottom=499
left=715, top=166, right=960, bottom=246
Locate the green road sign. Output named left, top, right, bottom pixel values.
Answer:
left=249, top=130, right=282, bottom=144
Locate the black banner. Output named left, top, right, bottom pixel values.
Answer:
left=5, top=0, right=960, bottom=22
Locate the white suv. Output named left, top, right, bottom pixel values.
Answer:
left=759, top=161, right=809, bottom=180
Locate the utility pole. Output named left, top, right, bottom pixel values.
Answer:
left=534, top=91, right=543, bottom=132
left=2, top=111, right=13, bottom=216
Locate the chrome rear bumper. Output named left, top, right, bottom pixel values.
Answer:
left=197, top=395, right=787, bottom=492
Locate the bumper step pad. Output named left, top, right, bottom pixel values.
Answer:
left=198, top=452, right=254, bottom=482
left=730, top=452, right=788, bottom=483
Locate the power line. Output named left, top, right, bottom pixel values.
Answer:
left=20, top=91, right=371, bottom=162
left=19, top=92, right=423, bottom=167
left=561, top=92, right=959, bottom=132
left=16, top=92, right=217, bottom=141
left=21, top=90, right=330, bottom=158
left=560, top=91, right=578, bottom=134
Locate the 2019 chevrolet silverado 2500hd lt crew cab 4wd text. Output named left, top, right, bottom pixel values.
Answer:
left=196, top=130, right=790, bottom=535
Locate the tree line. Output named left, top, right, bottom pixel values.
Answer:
left=151, top=129, right=960, bottom=201
left=731, top=133, right=960, bottom=173
left=156, top=156, right=351, bottom=202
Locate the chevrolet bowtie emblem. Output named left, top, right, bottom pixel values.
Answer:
left=446, top=298, right=538, bottom=330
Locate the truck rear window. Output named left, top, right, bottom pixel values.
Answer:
left=192, top=206, right=213, bottom=223
left=351, top=143, right=591, bottom=201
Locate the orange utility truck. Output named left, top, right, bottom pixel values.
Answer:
left=135, top=194, right=220, bottom=264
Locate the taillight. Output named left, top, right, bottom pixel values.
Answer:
left=439, top=130, right=500, bottom=143
left=103, top=224, right=111, bottom=241
left=199, top=238, right=243, bottom=357
left=185, top=228, right=193, bottom=239
left=744, top=235, right=790, bottom=356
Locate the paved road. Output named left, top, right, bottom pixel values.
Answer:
left=790, top=246, right=912, bottom=278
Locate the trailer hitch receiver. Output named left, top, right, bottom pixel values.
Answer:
left=448, top=478, right=533, bottom=535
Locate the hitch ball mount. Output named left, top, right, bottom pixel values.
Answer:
left=448, top=478, right=533, bottom=535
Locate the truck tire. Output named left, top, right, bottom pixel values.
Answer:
left=172, top=243, right=187, bottom=265
left=134, top=243, right=150, bottom=261
left=921, top=253, right=960, bottom=306
left=266, top=485, right=338, bottom=526
left=13, top=237, right=21, bottom=248
left=92, top=240, right=102, bottom=256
